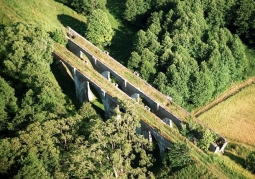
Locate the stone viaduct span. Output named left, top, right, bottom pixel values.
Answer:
left=53, top=27, right=227, bottom=154
left=54, top=44, right=174, bottom=157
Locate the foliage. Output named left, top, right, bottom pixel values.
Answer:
left=125, top=0, right=250, bottom=110
left=66, top=102, right=154, bottom=178
left=56, top=0, right=106, bottom=15
left=245, top=151, right=255, bottom=173
left=85, top=9, right=114, bottom=47
left=163, top=141, right=193, bottom=169
left=0, top=76, right=18, bottom=131
left=49, top=29, right=67, bottom=45
left=233, top=0, right=255, bottom=45
left=198, top=129, right=215, bottom=151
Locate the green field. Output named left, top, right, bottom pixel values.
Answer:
left=199, top=84, right=255, bottom=147
left=0, top=0, right=86, bottom=33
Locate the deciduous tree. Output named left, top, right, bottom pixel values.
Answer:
left=85, top=9, right=114, bottom=47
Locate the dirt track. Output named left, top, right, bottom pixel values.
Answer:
left=193, top=77, right=255, bottom=117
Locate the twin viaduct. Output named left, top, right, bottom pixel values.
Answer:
left=53, top=27, right=227, bottom=156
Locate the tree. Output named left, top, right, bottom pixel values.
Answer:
left=234, top=0, right=255, bottom=45
left=71, top=0, right=106, bottom=15
left=198, top=129, right=215, bottom=151
left=163, top=141, right=193, bottom=169
left=124, top=0, right=151, bottom=22
left=66, top=102, right=154, bottom=178
left=0, top=76, right=18, bottom=131
left=14, top=154, right=52, bottom=179
left=85, top=9, right=114, bottom=47
left=128, top=51, right=141, bottom=71
left=189, top=71, right=214, bottom=107
left=245, top=151, right=255, bottom=173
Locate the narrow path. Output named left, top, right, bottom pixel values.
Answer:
left=193, top=77, right=255, bottom=117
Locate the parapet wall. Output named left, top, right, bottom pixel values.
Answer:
left=67, top=38, right=183, bottom=127
left=65, top=27, right=228, bottom=153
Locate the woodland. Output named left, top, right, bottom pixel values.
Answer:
left=0, top=0, right=255, bottom=178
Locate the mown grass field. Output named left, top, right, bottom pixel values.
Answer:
left=199, top=84, right=255, bottom=147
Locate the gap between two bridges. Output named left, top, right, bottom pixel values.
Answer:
left=53, top=27, right=228, bottom=155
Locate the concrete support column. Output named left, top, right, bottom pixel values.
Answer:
left=101, top=71, right=111, bottom=81
left=86, top=81, right=95, bottom=102
left=148, top=131, right=153, bottom=143
left=80, top=51, right=83, bottom=59
left=103, top=93, right=118, bottom=120
left=73, top=70, right=87, bottom=104
left=92, top=56, right=97, bottom=66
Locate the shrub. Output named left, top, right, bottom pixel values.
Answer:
left=245, top=151, right=255, bottom=173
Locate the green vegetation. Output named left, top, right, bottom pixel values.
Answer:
left=246, top=151, right=255, bottom=173
left=0, top=0, right=86, bottom=32
left=85, top=9, right=114, bottom=47
left=0, top=0, right=255, bottom=178
left=124, top=0, right=251, bottom=111
left=163, top=142, right=193, bottom=169
left=56, top=0, right=106, bottom=15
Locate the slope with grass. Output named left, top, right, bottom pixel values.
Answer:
left=0, top=0, right=86, bottom=33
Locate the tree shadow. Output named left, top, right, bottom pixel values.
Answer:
left=224, top=151, right=246, bottom=167
left=106, top=0, right=126, bottom=20
left=105, top=25, right=136, bottom=66
left=57, top=14, right=86, bottom=35
left=105, top=0, right=138, bottom=66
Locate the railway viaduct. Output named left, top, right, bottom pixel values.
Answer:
left=53, top=27, right=227, bottom=156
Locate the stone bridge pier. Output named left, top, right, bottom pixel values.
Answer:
left=138, top=121, right=172, bottom=159
left=54, top=53, right=118, bottom=119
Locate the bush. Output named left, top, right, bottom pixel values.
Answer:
left=198, top=129, right=215, bottom=151
left=49, top=29, right=67, bottom=45
left=245, top=151, right=255, bottom=173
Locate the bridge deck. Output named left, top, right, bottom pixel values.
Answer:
left=54, top=43, right=184, bottom=143
left=67, top=28, right=211, bottom=129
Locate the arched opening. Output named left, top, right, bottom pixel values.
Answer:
left=89, top=84, right=105, bottom=119
left=109, top=73, right=124, bottom=92
left=51, top=60, right=79, bottom=109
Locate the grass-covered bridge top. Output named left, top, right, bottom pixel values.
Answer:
left=54, top=43, right=183, bottom=143
left=67, top=27, right=211, bottom=129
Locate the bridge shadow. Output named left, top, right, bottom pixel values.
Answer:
left=51, top=61, right=79, bottom=109
left=57, top=14, right=86, bottom=35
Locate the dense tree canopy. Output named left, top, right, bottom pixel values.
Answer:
left=125, top=0, right=250, bottom=110
left=0, top=23, right=154, bottom=178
